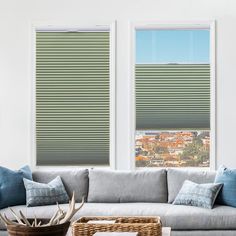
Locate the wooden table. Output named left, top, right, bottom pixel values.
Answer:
left=67, top=227, right=171, bottom=236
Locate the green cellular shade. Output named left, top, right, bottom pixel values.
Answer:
left=36, top=31, right=110, bottom=165
left=136, top=64, right=210, bottom=130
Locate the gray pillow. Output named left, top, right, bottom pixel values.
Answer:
left=23, top=176, right=69, bottom=207
left=88, top=169, right=167, bottom=203
left=167, top=169, right=216, bottom=203
left=173, top=180, right=223, bottom=209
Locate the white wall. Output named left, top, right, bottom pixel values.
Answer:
left=0, top=0, right=236, bottom=170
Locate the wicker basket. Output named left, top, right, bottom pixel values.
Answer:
left=72, top=216, right=162, bottom=236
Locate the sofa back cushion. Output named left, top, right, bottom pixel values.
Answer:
left=88, top=169, right=167, bottom=203
left=32, top=169, right=89, bottom=202
left=167, top=168, right=216, bottom=203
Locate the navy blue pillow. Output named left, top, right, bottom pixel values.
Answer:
left=215, top=165, right=236, bottom=207
left=0, top=165, right=32, bottom=209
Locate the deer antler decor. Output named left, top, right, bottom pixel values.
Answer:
left=0, top=192, right=84, bottom=227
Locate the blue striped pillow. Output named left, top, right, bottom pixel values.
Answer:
left=173, top=180, right=222, bottom=209
left=23, top=176, right=69, bottom=207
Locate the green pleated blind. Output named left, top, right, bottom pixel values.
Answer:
left=136, top=64, right=210, bottom=130
left=36, top=31, right=110, bottom=165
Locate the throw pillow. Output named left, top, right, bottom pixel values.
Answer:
left=173, top=180, right=223, bottom=209
left=214, top=165, right=236, bottom=207
left=23, top=176, right=69, bottom=207
left=0, top=165, right=32, bottom=209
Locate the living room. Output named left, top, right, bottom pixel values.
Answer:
left=0, top=0, right=236, bottom=235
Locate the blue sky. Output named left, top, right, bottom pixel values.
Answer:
left=136, top=29, right=210, bottom=64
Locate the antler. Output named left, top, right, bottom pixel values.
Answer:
left=9, top=208, right=25, bottom=225
left=0, top=193, right=84, bottom=227
left=59, top=192, right=85, bottom=224
left=0, top=213, right=21, bottom=226
left=44, top=202, right=66, bottom=226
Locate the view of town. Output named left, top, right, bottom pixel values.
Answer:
left=136, top=131, right=210, bottom=167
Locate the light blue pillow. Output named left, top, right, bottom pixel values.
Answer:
left=0, top=165, right=32, bottom=209
left=215, top=165, right=236, bottom=207
left=173, top=180, right=223, bottom=209
left=23, top=176, right=69, bottom=207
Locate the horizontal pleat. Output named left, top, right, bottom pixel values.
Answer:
left=36, top=31, right=110, bottom=165
left=136, top=64, right=210, bottom=130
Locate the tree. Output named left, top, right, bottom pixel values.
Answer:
left=197, top=150, right=209, bottom=163
left=193, top=136, right=203, bottom=146
left=179, top=133, right=209, bottom=166
left=181, top=142, right=199, bottom=159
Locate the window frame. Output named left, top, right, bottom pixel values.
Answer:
left=129, top=21, right=216, bottom=170
left=31, top=22, right=116, bottom=170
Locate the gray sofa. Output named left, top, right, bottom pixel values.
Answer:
left=1, top=168, right=236, bottom=236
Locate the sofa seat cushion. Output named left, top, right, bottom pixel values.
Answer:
left=1, top=203, right=236, bottom=231
left=0, top=203, right=171, bottom=230
left=165, top=204, right=236, bottom=230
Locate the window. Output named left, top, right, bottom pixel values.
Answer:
left=134, top=24, right=215, bottom=168
left=34, top=25, right=115, bottom=166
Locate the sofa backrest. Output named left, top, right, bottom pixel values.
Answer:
left=32, top=169, right=89, bottom=202
left=32, top=168, right=217, bottom=204
left=167, top=168, right=216, bottom=203
left=87, top=169, right=168, bottom=203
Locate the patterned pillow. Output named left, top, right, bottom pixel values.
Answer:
left=23, top=176, right=69, bottom=207
left=173, top=180, right=223, bottom=209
